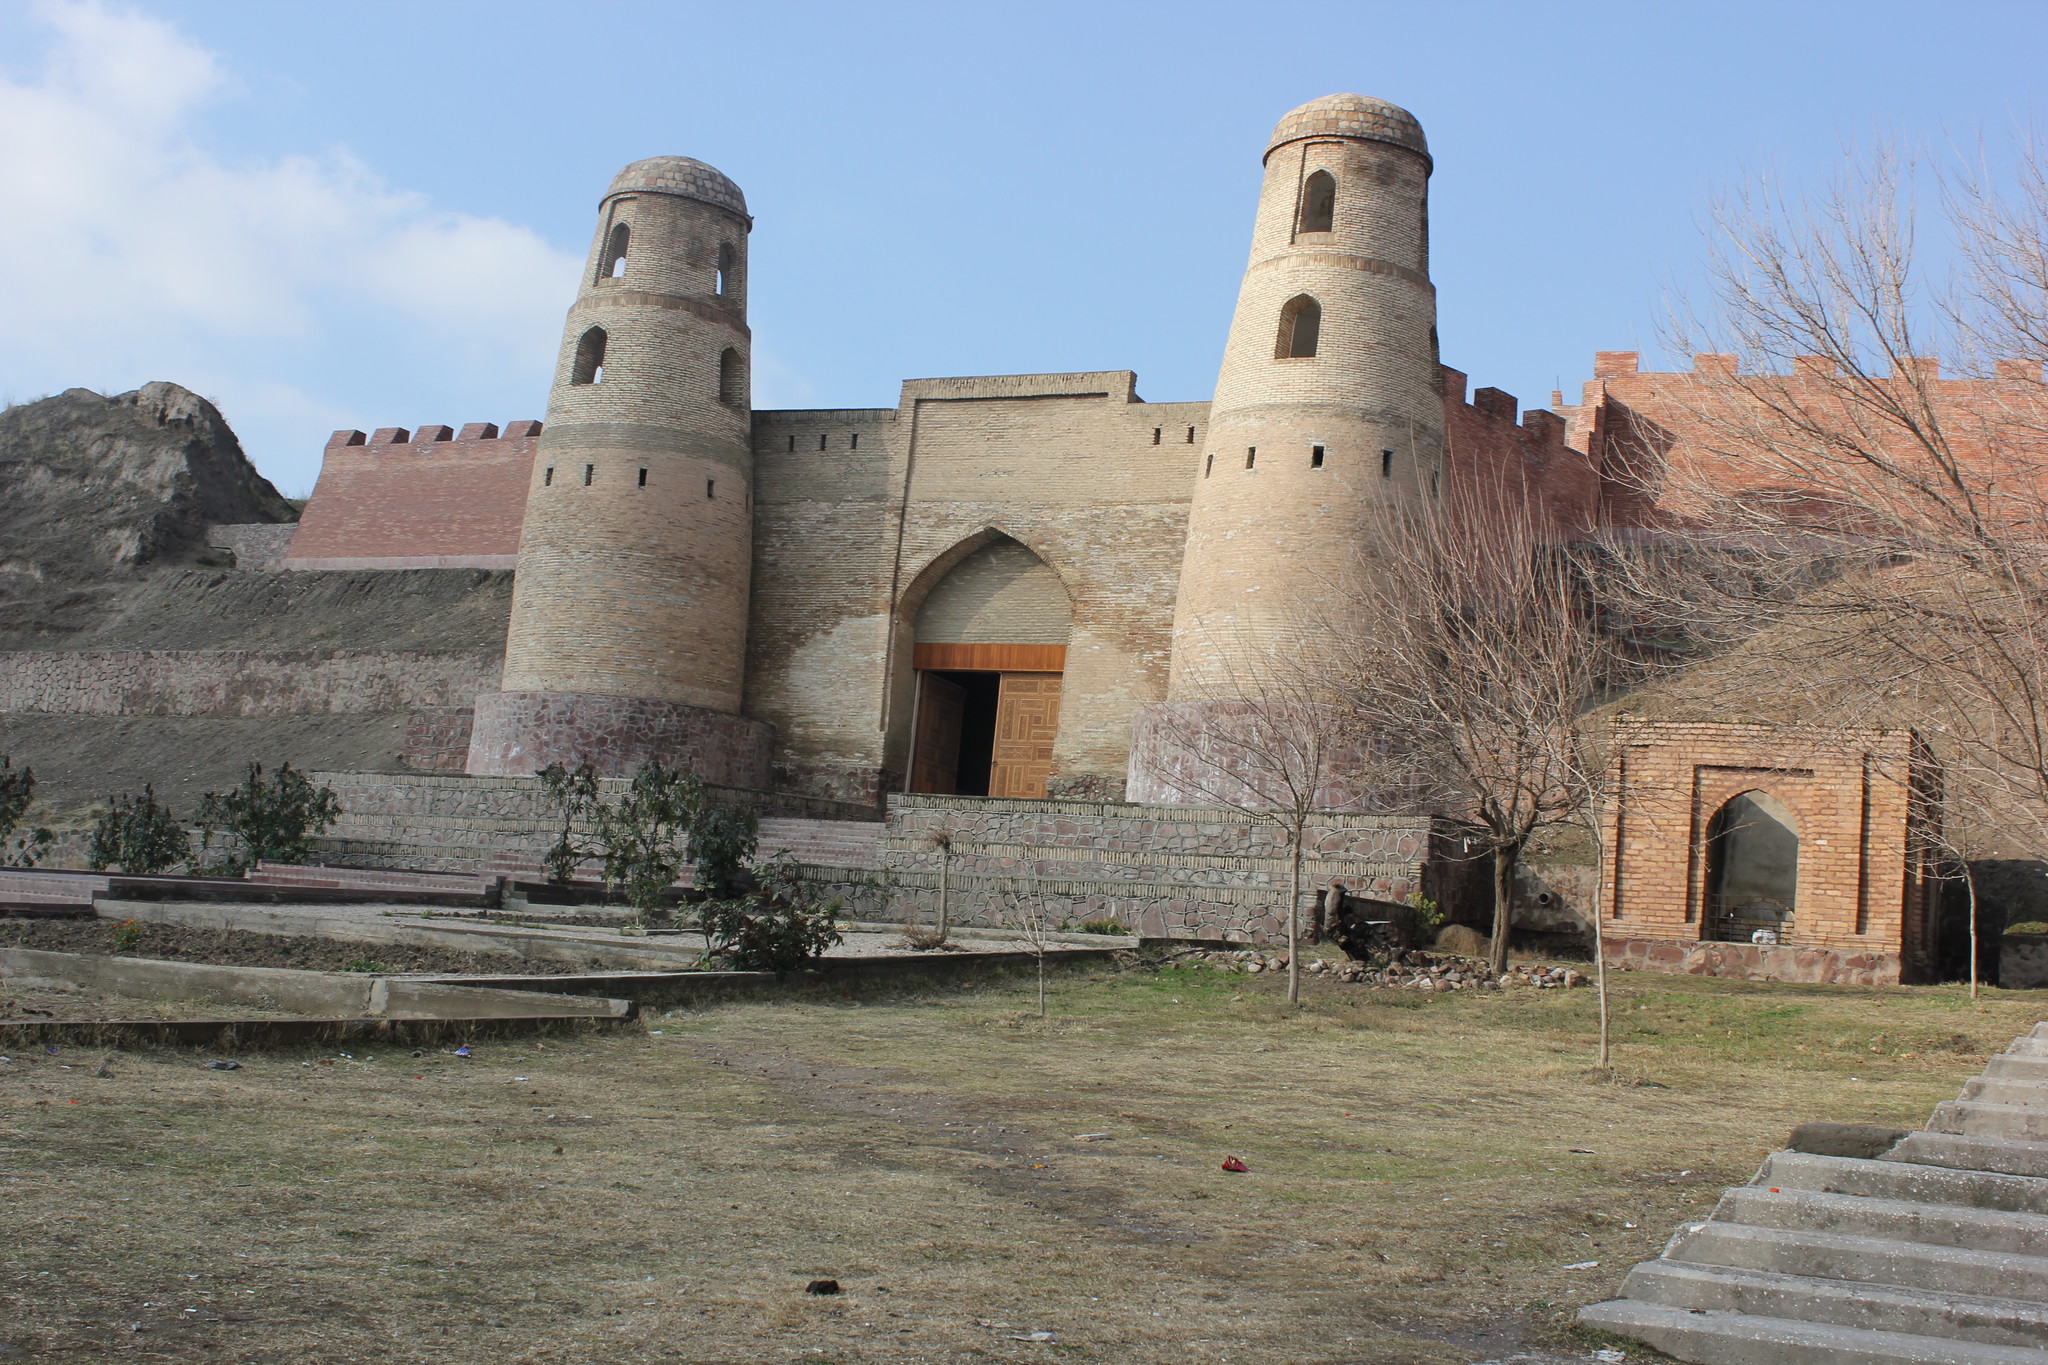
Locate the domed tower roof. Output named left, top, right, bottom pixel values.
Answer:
left=604, top=156, right=748, bottom=218
left=1266, top=94, right=1428, bottom=164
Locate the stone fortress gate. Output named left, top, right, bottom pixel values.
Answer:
left=208, top=95, right=1944, bottom=975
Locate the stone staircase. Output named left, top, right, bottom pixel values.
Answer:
left=1580, top=1023, right=2048, bottom=1362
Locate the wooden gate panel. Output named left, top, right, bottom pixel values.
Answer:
left=988, top=672, right=1062, bottom=799
left=910, top=673, right=966, bottom=794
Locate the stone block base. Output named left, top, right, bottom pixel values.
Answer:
left=1602, top=936, right=1905, bottom=986
left=465, top=691, right=773, bottom=787
left=402, top=706, right=474, bottom=771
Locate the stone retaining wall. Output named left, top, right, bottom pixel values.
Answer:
left=1602, top=935, right=1904, bottom=986
left=867, top=793, right=1450, bottom=941
left=0, top=650, right=500, bottom=717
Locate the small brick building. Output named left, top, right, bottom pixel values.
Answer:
left=1599, top=721, right=1942, bottom=984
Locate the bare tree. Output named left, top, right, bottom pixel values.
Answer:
left=1322, top=477, right=1632, bottom=978
left=1633, top=135, right=2048, bottom=860
left=1136, top=655, right=1364, bottom=1006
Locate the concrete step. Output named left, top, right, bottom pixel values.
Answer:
left=1760, top=1150, right=2048, bottom=1217
left=1889, top=1131, right=2048, bottom=1180
left=1623, top=1259, right=2048, bottom=1350
left=1932, top=1101, right=2048, bottom=1143
left=1578, top=1299, right=2048, bottom=1365
left=1983, top=1055, right=2048, bottom=1083
left=1671, top=1219, right=2048, bottom=1300
left=1716, top=1185, right=2048, bottom=1257
left=1966, top=1077, right=2048, bottom=1107
left=2001, top=1037, right=2048, bottom=1059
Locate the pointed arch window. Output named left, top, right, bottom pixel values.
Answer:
left=600, top=223, right=630, bottom=281
left=718, top=347, right=745, bottom=407
left=1298, top=170, right=1335, bottom=233
left=571, top=326, right=607, bottom=385
left=1276, top=295, right=1321, bottom=359
left=716, top=243, right=734, bottom=297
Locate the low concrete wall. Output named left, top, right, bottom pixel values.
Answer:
left=0, top=947, right=630, bottom=1018
left=1603, top=935, right=1905, bottom=986
left=94, top=899, right=705, bottom=971
left=1, top=1014, right=625, bottom=1050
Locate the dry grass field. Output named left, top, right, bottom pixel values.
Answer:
left=2, top=957, right=2041, bottom=1365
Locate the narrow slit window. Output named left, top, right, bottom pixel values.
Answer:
left=583, top=464, right=594, bottom=486
left=1298, top=170, right=1336, bottom=233
left=1276, top=295, right=1321, bottom=358
left=718, top=348, right=744, bottom=407
left=716, top=242, right=734, bottom=296
left=543, top=466, right=554, bottom=486
left=1381, top=449, right=1394, bottom=478
left=1245, top=447, right=1256, bottom=470
left=570, top=326, right=607, bottom=385
left=1186, top=426, right=1196, bottom=443
left=600, top=222, right=630, bottom=281
left=1205, top=451, right=1214, bottom=477
left=1310, top=445, right=1325, bottom=468
left=706, top=478, right=716, bottom=499
left=1152, top=427, right=1162, bottom=445
left=637, top=468, right=648, bottom=487
left=818, top=434, right=827, bottom=451
left=787, top=434, right=795, bottom=452
left=850, top=432, right=859, bottom=450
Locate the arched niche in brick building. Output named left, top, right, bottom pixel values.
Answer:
left=1704, top=789, right=1800, bottom=944
left=896, top=533, right=1074, bottom=800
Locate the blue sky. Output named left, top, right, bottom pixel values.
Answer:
left=0, top=0, right=2040, bottom=494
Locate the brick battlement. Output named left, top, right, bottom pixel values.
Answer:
left=285, top=420, right=542, bottom=571
left=1441, top=364, right=1600, bottom=535
left=326, top=419, right=543, bottom=452
left=1557, top=349, right=2048, bottom=528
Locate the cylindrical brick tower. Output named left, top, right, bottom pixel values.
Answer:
left=466, top=156, right=774, bottom=783
left=1127, top=94, right=1441, bottom=804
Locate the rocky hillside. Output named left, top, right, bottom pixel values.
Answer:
left=0, top=383, right=295, bottom=643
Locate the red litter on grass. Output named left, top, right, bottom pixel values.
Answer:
left=1221, top=1156, right=1249, bottom=1173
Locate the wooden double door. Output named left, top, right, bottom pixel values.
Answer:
left=910, top=670, right=1063, bottom=799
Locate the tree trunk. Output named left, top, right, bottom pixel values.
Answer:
left=1966, top=861, right=1981, bottom=1003
left=1287, top=823, right=1303, bottom=1006
left=1587, top=817, right=1610, bottom=1067
left=937, top=845, right=950, bottom=942
left=1489, top=844, right=1518, bottom=976
left=1037, top=947, right=1047, bottom=1018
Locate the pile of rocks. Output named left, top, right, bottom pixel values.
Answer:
left=1171, top=948, right=1590, bottom=992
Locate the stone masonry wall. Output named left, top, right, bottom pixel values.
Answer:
left=285, top=423, right=539, bottom=570
left=206, top=523, right=298, bottom=570
left=878, top=793, right=1439, bottom=941
left=0, top=649, right=501, bottom=717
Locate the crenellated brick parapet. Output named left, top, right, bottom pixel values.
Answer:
left=283, top=421, right=540, bottom=570
left=1440, top=365, right=1601, bottom=536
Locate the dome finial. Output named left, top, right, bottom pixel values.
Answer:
left=1266, top=94, right=1427, bottom=163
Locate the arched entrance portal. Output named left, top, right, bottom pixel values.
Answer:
left=907, top=537, right=1071, bottom=798
left=1704, top=789, right=1800, bottom=943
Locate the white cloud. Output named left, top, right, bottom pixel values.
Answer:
left=0, top=1, right=580, bottom=487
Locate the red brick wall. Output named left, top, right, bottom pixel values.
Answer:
left=1440, top=367, right=1601, bottom=536
left=284, top=421, right=540, bottom=570
left=1598, top=721, right=1940, bottom=975
left=1555, top=351, right=2048, bottom=529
